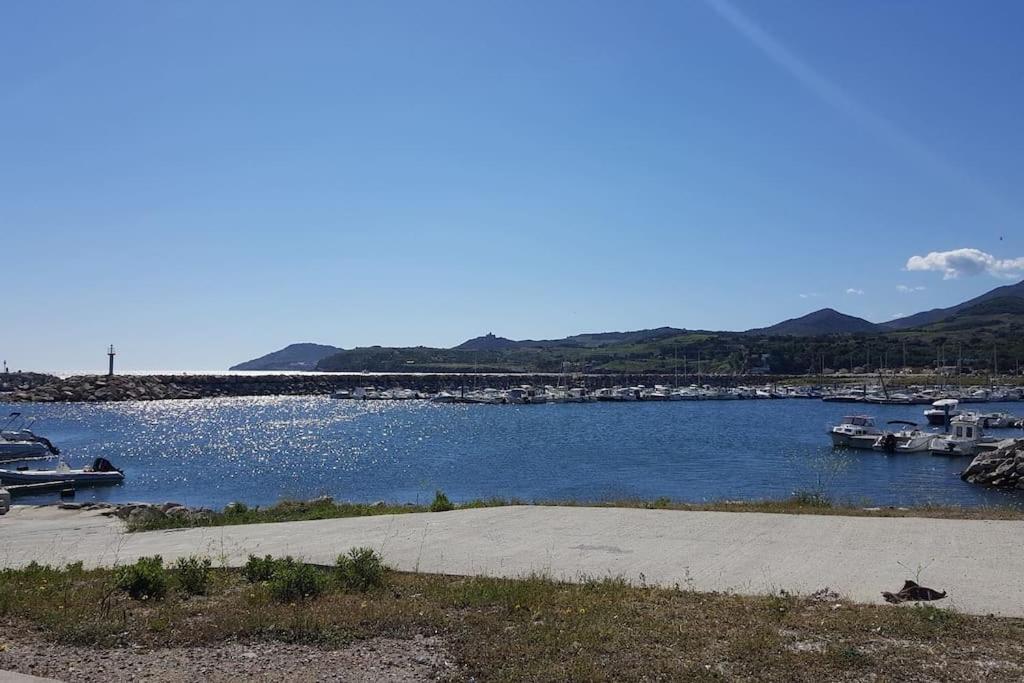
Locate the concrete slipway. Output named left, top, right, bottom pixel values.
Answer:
left=1, top=505, right=1021, bottom=617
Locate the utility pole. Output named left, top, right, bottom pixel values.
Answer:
left=107, top=345, right=116, bottom=377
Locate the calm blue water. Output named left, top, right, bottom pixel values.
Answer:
left=2, top=397, right=1022, bottom=509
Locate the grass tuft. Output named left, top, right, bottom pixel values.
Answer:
left=429, top=490, right=454, bottom=512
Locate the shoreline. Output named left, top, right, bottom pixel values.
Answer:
left=19, top=495, right=1024, bottom=534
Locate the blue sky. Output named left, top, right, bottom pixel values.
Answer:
left=3, top=0, right=1024, bottom=372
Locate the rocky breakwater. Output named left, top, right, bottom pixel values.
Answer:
left=5, top=372, right=606, bottom=402
left=7, top=375, right=203, bottom=402
left=960, top=439, right=1024, bottom=489
left=0, top=372, right=59, bottom=394
left=5, top=374, right=367, bottom=402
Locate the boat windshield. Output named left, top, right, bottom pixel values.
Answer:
left=841, top=416, right=872, bottom=426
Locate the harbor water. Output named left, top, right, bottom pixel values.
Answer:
left=2, top=397, right=1022, bottom=509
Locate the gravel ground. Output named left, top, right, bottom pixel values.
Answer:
left=0, top=632, right=454, bottom=682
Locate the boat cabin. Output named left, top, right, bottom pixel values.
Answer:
left=950, top=417, right=983, bottom=441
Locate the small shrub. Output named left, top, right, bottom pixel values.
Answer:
left=335, top=547, right=387, bottom=592
left=790, top=490, right=832, bottom=508
left=242, top=554, right=279, bottom=583
left=224, top=501, right=249, bottom=515
left=174, top=556, right=213, bottom=595
left=268, top=559, right=324, bottom=602
left=115, top=556, right=167, bottom=600
left=430, top=490, right=454, bottom=512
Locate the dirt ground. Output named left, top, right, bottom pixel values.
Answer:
left=0, top=632, right=454, bottom=683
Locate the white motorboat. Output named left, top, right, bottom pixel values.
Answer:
left=1, top=413, right=60, bottom=455
left=0, top=458, right=124, bottom=486
left=979, top=412, right=1017, bottom=429
left=642, top=386, right=672, bottom=401
left=566, top=387, right=592, bottom=403
left=873, top=421, right=935, bottom=453
left=929, top=417, right=995, bottom=457
left=829, top=416, right=882, bottom=449
left=0, top=439, right=52, bottom=461
left=924, top=399, right=959, bottom=427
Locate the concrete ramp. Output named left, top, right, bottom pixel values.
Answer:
left=1, top=505, right=1021, bottom=617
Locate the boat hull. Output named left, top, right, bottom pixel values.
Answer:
left=0, top=442, right=50, bottom=460
left=830, top=433, right=879, bottom=449
left=929, top=441, right=978, bottom=457
left=0, top=469, right=124, bottom=486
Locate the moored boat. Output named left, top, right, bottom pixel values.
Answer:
left=929, top=417, right=996, bottom=457
left=0, top=458, right=125, bottom=486
left=0, top=439, right=52, bottom=461
left=829, top=416, right=882, bottom=449
left=924, top=399, right=959, bottom=427
left=979, top=412, right=1017, bottom=429
left=872, top=421, right=935, bottom=453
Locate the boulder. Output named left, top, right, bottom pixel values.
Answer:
left=961, top=440, right=1024, bottom=489
left=165, top=505, right=190, bottom=519
left=127, top=506, right=166, bottom=526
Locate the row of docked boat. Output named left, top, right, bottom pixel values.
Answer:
left=328, top=382, right=1024, bottom=405
left=821, top=386, right=1023, bottom=404
left=332, top=384, right=823, bottom=404
left=828, top=404, right=1022, bottom=457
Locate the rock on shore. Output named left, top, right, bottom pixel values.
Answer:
left=961, top=439, right=1024, bottom=489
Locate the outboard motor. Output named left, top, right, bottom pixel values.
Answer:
left=91, top=457, right=122, bottom=473
left=880, top=433, right=898, bottom=454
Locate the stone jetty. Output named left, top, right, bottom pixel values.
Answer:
left=2, top=372, right=706, bottom=403
left=0, top=372, right=58, bottom=394
left=960, top=439, right=1024, bottom=489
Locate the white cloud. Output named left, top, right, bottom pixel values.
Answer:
left=845, top=288, right=864, bottom=295
left=799, top=292, right=820, bottom=299
left=891, top=312, right=906, bottom=319
left=906, top=248, right=1024, bottom=279
left=896, top=284, right=926, bottom=293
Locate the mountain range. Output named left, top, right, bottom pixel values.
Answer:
left=882, top=279, right=1024, bottom=329
left=232, top=280, right=1024, bottom=373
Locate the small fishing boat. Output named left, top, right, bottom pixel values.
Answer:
left=872, top=421, right=935, bottom=453
left=0, top=458, right=125, bottom=486
left=829, top=416, right=882, bottom=449
left=929, top=417, right=996, bottom=457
